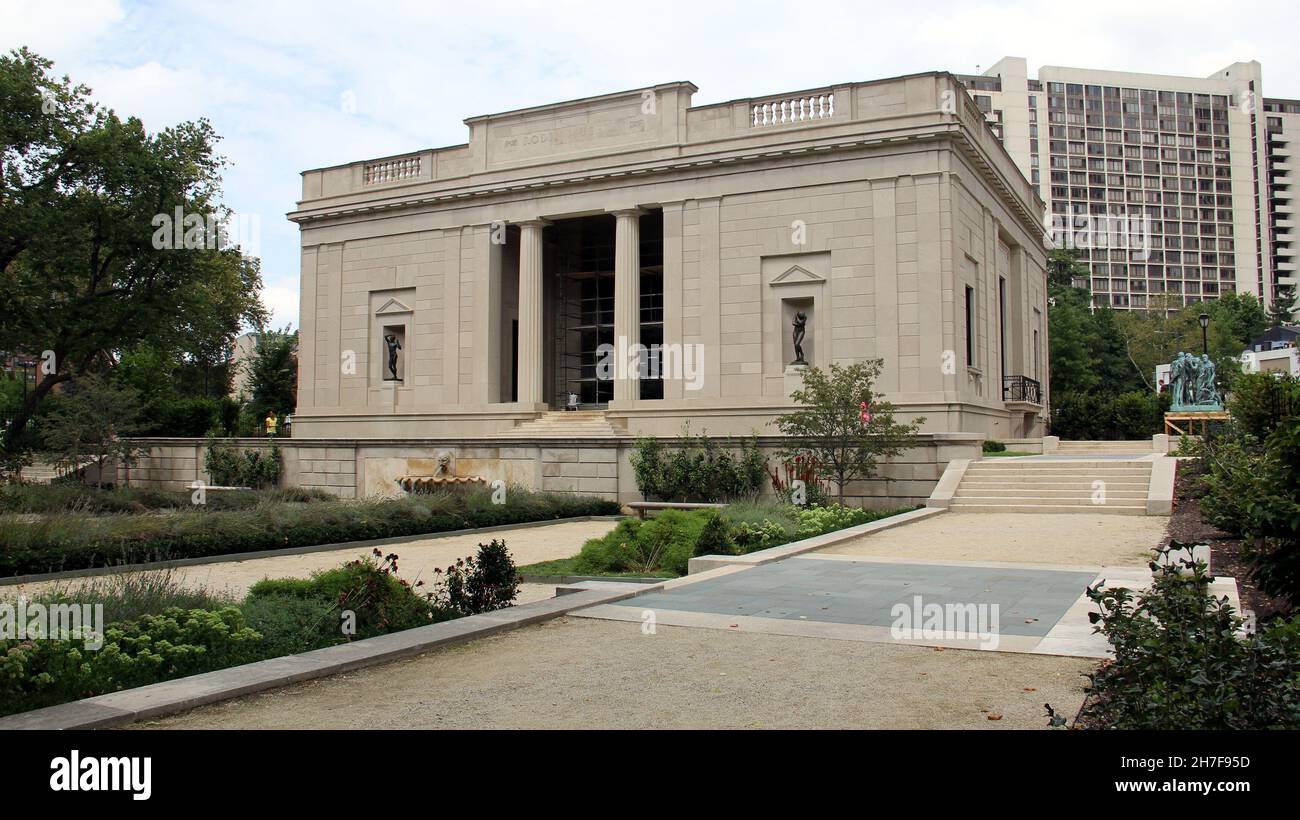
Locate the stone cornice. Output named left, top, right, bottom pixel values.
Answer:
left=288, top=122, right=1043, bottom=241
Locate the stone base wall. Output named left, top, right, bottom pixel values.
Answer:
left=115, top=432, right=983, bottom=509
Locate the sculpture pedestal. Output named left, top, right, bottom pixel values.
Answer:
left=784, top=364, right=809, bottom=398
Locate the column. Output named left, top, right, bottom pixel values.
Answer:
left=473, top=223, right=502, bottom=404
left=517, top=220, right=547, bottom=408
left=612, top=208, right=643, bottom=404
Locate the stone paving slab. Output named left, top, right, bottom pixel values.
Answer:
left=588, top=556, right=1100, bottom=638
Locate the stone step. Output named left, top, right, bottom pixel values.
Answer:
left=956, top=478, right=1149, bottom=491
left=500, top=411, right=625, bottom=438
left=949, top=502, right=1148, bottom=515
left=965, top=469, right=1150, bottom=479
left=954, top=487, right=1148, bottom=499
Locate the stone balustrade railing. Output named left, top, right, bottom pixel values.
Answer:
left=751, top=92, right=835, bottom=127
left=363, top=155, right=423, bottom=185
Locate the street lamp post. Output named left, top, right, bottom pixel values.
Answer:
left=1198, top=313, right=1210, bottom=356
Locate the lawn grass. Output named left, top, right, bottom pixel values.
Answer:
left=519, top=503, right=920, bottom=579
left=517, top=556, right=674, bottom=579
left=982, top=451, right=1037, bottom=457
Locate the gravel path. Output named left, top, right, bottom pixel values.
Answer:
left=138, top=617, right=1091, bottom=730
left=818, top=512, right=1162, bottom=566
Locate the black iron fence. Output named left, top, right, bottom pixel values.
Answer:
left=1003, top=375, right=1043, bottom=405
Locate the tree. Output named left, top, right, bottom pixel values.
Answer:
left=245, top=326, right=298, bottom=424
left=1268, top=283, right=1297, bottom=328
left=1047, top=248, right=1090, bottom=290
left=0, top=48, right=266, bottom=447
left=1116, top=296, right=1243, bottom=393
left=1205, top=291, right=1270, bottom=346
left=39, top=372, right=144, bottom=487
left=773, top=360, right=923, bottom=505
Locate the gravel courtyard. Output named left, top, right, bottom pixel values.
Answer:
left=138, top=616, right=1092, bottom=730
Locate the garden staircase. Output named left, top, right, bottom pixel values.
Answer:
left=949, top=459, right=1152, bottom=515
left=500, top=410, right=626, bottom=439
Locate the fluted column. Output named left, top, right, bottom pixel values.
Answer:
left=517, top=220, right=548, bottom=407
left=612, top=208, right=643, bottom=404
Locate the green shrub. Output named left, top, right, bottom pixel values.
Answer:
left=1111, top=390, right=1161, bottom=440
left=574, top=510, right=706, bottom=576
left=982, top=440, right=1007, bottom=453
left=240, top=593, right=343, bottom=658
left=630, top=429, right=766, bottom=502
left=1241, top=416, right=1300, bottom=609
left=1229, top=372, right=1300, bottom=439
left=693, top=511, right=736, bottom=557
left=248, top=550, right=450, bottom=639
left=439, top=538, right=520, bottom=615
left=204, top=440, right=282, bottom=488
left=0, top=483, right=334, bottom=515
left=1200, top=435, right=1268, bottom=536
left=0, top=607, right=263, bottom=717
left=0, top=487, right=620, bottom=576
left=1080, top=546, right=1300, bottom=729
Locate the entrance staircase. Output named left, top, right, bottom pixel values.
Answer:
left=950, top=459, right=1152, bottom=515
left=1053, top=440, right=1154, bottom=456
left=499, top=410, right=626, bottom=439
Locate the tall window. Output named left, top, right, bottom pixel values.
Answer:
left=1033, top=308, right=1043, bottom=380
left=998, top=277, right=1007, bottom=381
left=965, top=286, right=976, bottom=367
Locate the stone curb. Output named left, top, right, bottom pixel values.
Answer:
left=0, top=583, right=657, bottom=730
left=686, top=506, right=943, bottom=574
left=0, top=515, right=625, bottom=588
left=1146, top=456, right=1175, bottom=516
left=520, top=573, right=669, bottom=584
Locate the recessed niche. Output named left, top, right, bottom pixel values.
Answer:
left=381, top=325, right=406, bottom=381
left=782, top=297, right=814, bottom=367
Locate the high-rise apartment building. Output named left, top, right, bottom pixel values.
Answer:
left=959, top=57, right=1295, bottom=316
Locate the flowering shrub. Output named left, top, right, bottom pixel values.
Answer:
left=793, top=504, right=875, bottom=538
left=768, top=455, right=831, bottom=507
left=436, top=538, right=521, bottom=615
left=1, top=607, right=262, bottom=716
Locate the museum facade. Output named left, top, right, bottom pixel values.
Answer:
left=243, top=71, right=1051, bottom=503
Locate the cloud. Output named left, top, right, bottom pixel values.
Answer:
left=3, top=0, right=1298, bottom=334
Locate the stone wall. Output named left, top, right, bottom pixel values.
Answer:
left=115, top=432, right=982, bottom=509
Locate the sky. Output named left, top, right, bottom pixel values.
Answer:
left=3, top=0, right=1298, bottom=331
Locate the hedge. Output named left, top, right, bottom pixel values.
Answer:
left=0, top=487, right=619, bottom=577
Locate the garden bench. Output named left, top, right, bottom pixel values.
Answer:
left=626, top=501, right=726, bottom=519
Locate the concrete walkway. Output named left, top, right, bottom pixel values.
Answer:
left=818, top=511, right=1165, bottom=566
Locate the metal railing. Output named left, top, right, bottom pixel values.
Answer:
left=1003, top=375, right=1043, bottom=405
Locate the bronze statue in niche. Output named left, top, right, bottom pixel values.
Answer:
left=791, top=311, right=808, bottom=366
left=384, top=333, right=403, bottom=380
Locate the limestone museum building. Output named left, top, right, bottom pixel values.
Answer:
left=131, top=72, right=1052, bottom=505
